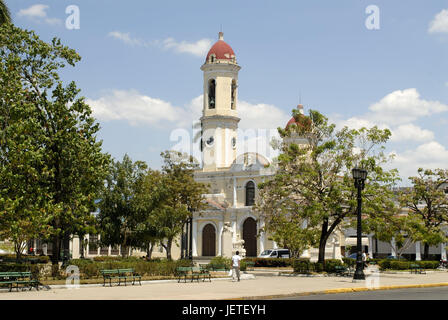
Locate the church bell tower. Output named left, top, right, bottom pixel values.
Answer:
left=200, top=32, right=241, bottom=171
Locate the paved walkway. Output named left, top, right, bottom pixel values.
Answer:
left=1, top=269, right=448, bottom=300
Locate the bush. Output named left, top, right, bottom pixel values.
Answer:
left=292, top=259, right=312, bottom=274
left=0, top=254, right=50, bottom=264
left=342, top=258, right=356, bottom=268
left=93, top=256, right=123, bottom=262
left=324, top=259, right=344, bottom=273
left=416, top=261, right=439, bottom=269
left=378, top=259, right=440, bottom=270
left=208, top=256, right=231, bottom=270
left=243, top=258, right=294, bottom=268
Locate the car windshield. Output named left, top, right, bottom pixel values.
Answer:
left=260, top=250, right=272, bottom=256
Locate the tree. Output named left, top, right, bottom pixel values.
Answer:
left=257, top=107, right=399, bottom=264
left=97, top=155, right=148, bottom=257
left=366, top=213, right=422, bottom=259
left=0, top=24, right=110, bottom=263
left=400, top=168, right=448, bottom=260
left=155, top=151, right=208, bottom=260
left=0, top=1, right=11, bottom=25
left=132, top=169, right=166, bottom=259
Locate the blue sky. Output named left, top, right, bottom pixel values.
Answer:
left=8, top=0, right=448, bottom=185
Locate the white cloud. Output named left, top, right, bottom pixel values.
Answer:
left=429, top=9, right=448, bottom=34
left=238, top=100, right=290, bottom=130
left=390, top=124, right=434, bottom=142
left=388, top=141, right=448, bottom=183
left=108, top=31, right=213, bottom=57
left=108, top=32, right=147, bottom=47
left=162, top=38, right=213, bottom=57
left=17, top=4, right=62, bottom=25
left=87, top=89, right=191, bottom=127
left=368, top=88, right=448, bottom=125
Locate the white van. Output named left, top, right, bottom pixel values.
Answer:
left=258, top=249, right=290, bottom=258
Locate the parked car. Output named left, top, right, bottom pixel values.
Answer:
left=258, top=249, right=290, bottom=258
left=347, top=253, right=358, bottom=259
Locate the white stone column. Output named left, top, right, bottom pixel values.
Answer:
left=233, top=177, right=237, bottom=207
left=192, top=220, right=198, bottom=257
left=232, top=218, right=237, bottom=243
left=415, top=241, right=421, bottom=261
left=218, top=221, right=223, bottom=256
left=368, top=236, right=373, bottom=258
left=390, top=238, right=396, bottom=257
left=441, top=243, right=447, bottom=261
left=259, top=219, right=265, bottom=254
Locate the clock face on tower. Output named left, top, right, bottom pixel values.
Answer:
left=206, top=136, right=214, bottom=147
left=231, top=137, right=236, bottom=149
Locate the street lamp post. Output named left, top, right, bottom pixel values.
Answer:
left=352, top=167, right=367, bottom=280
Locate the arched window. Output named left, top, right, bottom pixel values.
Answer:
left=245, top=181, right=255, bottom=206
left=208, top=79, right=216, bottom=109
left=231, top=79, right=237, bottom=110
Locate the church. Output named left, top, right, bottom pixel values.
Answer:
left=189, top=32, right=343, bottom=261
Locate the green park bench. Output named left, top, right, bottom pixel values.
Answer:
left=334, top=266, right=351, bottom=277
left=210, top=264, right=229, bottom=272
left=410, top=264, right=425, bottom=274
left=199, top=264, right=211, bottom=282
left=100, top=268, right=141, bottom=287
left=176, top=267, right=192, bottom=283
left=0, top=271, right=39, bottom=292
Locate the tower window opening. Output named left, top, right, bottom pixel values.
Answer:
left=231, top=80, right=237, bottom=110
left=245, top=181, right=255, bottom=206
left=208, top=79, right=216, bottom=109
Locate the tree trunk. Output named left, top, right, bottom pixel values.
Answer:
left=318, top=219, right=329, bottom=265
left=51, top=235, right=60, bottom=265
left=165, top=238, right=173, bottom=260
left=146, top=242, right=154, bottom=260
left=423, top=243, right=429, bottom=260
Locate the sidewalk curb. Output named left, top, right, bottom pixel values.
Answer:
left=225, top=282, right=448, bottom=300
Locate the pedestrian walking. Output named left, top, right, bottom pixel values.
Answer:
left=231, top=251, right=242, bottom=282
left=362, top=251, right=367, bottom=269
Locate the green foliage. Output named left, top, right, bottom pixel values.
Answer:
left=342, top=257, right=356, bottom=268
left=378, top=259, right=439, bottom=270
left=67, top=258, right=192, bottom=279
left=323, top=259, right=344, bottom=273
left=97, top=155, right=148, bottom=255
left=292, top=258, right=313, bottom=273
left=399, top=168, right=448, bottom=259
left=0, top=0, right=11, bottom=25
left=0, top=23, right=110, bottom=262
left=256, top=107, right=399, bottom=264
left=0, top=254, right=49, bottom=264
left=243, top=257, right=294, bottom=268
left=208, top=256, right=231, bottom=270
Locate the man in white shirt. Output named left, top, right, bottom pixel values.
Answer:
left=231, top=251, right=242, bottom=282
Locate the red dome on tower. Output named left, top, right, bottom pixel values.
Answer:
left=206, top=32, right=236, bottom=62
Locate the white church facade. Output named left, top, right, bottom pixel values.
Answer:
left=189, top=32, right=342, bottom=260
